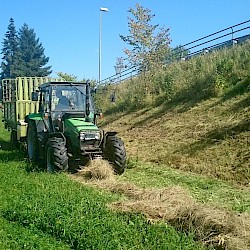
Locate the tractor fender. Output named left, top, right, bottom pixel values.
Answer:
left=25, top=116, right=47, bottom=136
left=102, top=131, right=117, bottom=149
left=25, top=116, right=65, bottom=143
left=47, top=132, right=66, bottom=142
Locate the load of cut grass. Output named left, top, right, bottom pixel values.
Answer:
left=108, top=186, right=194, bottom=221
left=76, top=158, right=115, bottom=181
left=109, top=186, right=250, bottom=250
left=172, top=204, right=250, bottom=249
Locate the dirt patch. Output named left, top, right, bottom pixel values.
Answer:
left=70, top=160, right=250, bottom=250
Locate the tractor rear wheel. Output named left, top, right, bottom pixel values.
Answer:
left=46, top=137, right=69, bottom=173
left=103, top=135, right=127, bottom=174
left=10, top=130, right=18, bottom=145
left=27, top=121, right=39, bottom=162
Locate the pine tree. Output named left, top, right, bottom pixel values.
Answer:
left=15, top=24, right=52, bottom=77
left=0, top=18, right=18, bottom=79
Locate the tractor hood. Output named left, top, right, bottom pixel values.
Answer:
left=64, top=118, right=99, bottom=133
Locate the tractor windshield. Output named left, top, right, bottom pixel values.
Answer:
left=51, top=85, right=94, bottom=112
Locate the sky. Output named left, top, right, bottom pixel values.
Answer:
left=0, top=0, right=250, bottom=81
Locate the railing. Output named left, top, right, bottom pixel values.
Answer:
left=100, top=19, right=250, bottom=86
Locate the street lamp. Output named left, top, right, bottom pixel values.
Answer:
left=99, top=7, right=109, bottom=85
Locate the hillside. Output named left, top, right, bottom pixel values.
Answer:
left=93, top=43, right=250, bottom=249
left=101, top=92, right=250, bottom=184
left=99, top=41, right=250, bottom=185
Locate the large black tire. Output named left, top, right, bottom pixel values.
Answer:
left=103, top=135, right=127, bottom=174
left=27, top=121, right=39, bottom=162
left=46, top=137, right=68, bottom=173
left=10, top=130, right=18, bottom=145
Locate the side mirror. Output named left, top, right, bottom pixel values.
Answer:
left=31, top=91, right=39, bottom=101
left=90, top=87, right=97, bottom=94
left=95, top=108, right=102, bottom=115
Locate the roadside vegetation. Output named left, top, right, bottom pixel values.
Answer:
left=98, top=40, right=250, bottom=184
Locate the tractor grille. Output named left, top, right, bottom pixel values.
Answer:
left=84, top=133, right=96, bottom=140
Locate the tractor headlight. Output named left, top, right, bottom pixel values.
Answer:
left=79, top=131, right=101, bottom=141
left=79, top=132, right=85, bottom=141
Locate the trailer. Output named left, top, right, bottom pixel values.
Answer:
left=2, top=77, right=60, bottom=144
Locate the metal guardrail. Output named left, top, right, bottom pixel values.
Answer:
left=100, top=19, right=250, bottom=86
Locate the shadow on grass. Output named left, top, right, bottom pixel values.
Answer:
left=0, top=136, right=25, bottom=162
left=130, top=81, right=212, bottom=128
left=229, top=94, right=250, bottom=113
left=221, top=76, right=250, bottom=102
left=209, top=76, right=250, bottom=109
left=0, top=136, right=45, bottom=173
left=101, top=100, right=148, bottom=127
left=180, top=118, right=250, bottom=155
left=25, top=161, right=46, bottom=173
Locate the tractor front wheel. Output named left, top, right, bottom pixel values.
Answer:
left=103, top=135, right=127, bottom=174
left=46, top=137, right=69, bottom=173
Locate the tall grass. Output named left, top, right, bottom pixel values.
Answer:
left=97, top=41, right=250, bottom=113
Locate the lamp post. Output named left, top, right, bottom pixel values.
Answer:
left=99, top=7, right=109, bottom=85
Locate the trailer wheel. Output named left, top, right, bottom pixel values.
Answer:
left=11, top=130, right=18, bottom=145
left=27, top=122, right=39, bottom=162
left=103, top=135, right=127, bottom=174
left=46, top=137, right=68, bottom=173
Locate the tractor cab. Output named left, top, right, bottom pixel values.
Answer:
left=35, top=82, right=96, bottom=123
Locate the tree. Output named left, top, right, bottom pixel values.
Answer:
left=120, top=3, right=171, bottom=71
left=57, top=72, right=78, bottom=81
left=15, top=24, right=52, bottom=77
left=56, top=71, right=97, bottom=88
left=0, top=18, right=18, bottom=79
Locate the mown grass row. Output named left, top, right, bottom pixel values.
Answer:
left=121, top=159, right=250, bottom=214
left=0, top=124, right=204, bottom=249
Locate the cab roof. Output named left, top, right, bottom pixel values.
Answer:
left=39, top=81, right=88, bottom=88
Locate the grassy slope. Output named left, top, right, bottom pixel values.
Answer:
left=0, top=43, right=249, bottom=249
left=101, top=89, right=250, bottom=181
left=0, top=118, right=203, bottom=249
left=99, top=42, right=250, bottom=184
left=100, top=76, right=250, bottom=214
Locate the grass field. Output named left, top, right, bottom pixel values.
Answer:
left=0, top=118, right=204, bottom=249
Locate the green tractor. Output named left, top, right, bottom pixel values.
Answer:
left=25, top=81, right=126, bottom=174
